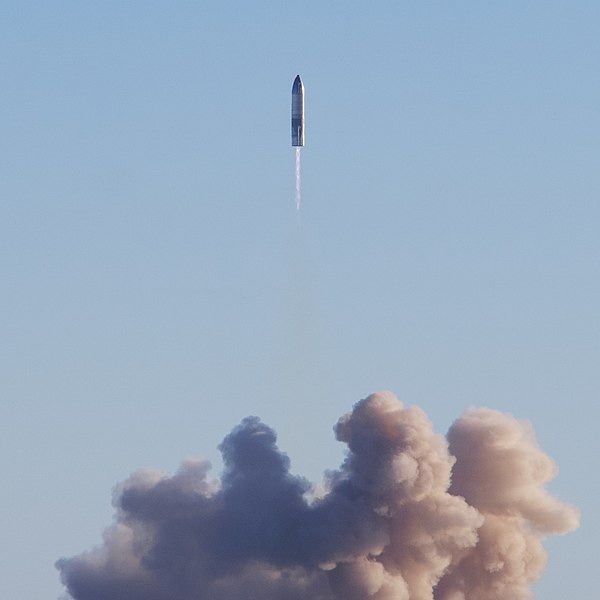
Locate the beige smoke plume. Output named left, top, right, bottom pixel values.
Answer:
left=435, top=408, right=580, bottom=600
left=331, top=392, right=484, bottom=599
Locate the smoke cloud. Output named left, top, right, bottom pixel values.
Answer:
left=57, top=392, right=578, bottom=599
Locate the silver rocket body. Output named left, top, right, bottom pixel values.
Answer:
left=291, top=75, right=304, bottom=147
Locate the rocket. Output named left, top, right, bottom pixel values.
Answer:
left=291, top=75, right=304, bottom=147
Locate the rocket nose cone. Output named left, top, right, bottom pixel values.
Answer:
left=292, top=75, right=303, bottom=93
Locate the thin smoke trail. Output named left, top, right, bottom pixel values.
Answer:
left=295, top=147, right=301, bottom=211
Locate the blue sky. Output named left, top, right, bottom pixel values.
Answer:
left=1, top=2, right=598, bottom=598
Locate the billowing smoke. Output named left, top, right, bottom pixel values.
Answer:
left=57, top=392, right=578, bottom=599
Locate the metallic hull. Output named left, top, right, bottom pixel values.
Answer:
left=291, top=75, right=304, bottom=146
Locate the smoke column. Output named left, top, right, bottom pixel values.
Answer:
left=57, top=392, right=578, bottom=600
left=295, top=147, right=301, bottom=211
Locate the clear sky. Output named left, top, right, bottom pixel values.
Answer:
left=1, top=2, right=597, bottom=598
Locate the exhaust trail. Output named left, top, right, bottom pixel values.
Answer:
left=295, top=147, right=301, bottom=211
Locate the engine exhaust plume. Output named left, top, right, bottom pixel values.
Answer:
left=295, top=147, right=301, bottom=211
left=56, top=392, right=578, bottom=600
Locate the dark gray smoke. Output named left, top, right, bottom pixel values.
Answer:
left=57, top=392, right=578, bottom=599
